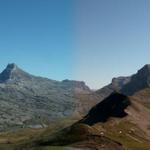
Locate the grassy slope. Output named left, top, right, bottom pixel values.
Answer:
left=0, top=118, right=149, bottom=150
left=29, top=146, right=77, bottom=150
left=134, top=88, right=150, bottom=109
left=93, top=119, right=150, bottom=150
left=0, top=118, right=77, bottom=150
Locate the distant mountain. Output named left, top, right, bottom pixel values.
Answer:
left=96, top=76, right=131, bottom=100
left=0, top=63, right=100, bottom=131
left=0, top=63, right=33, bottom=83
left=96, top=64, right=150, bottom=103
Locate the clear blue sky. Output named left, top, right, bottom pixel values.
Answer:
left=0, top=0, right=150, bottom=89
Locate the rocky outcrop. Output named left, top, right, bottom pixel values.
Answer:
left=121, top=64, right=150, bottom=95
left=97, top=64, right=150, bottom=101
left=96, top=76, right=131, bottom=101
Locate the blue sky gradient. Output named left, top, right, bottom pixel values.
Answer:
left=74, top=0, right=150, bottom=88
left=0, top=0, right=74, bottom=80
left=0, top=0, right=150, bottom=88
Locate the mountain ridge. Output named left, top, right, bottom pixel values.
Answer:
left=0, top=63, right=100, bottom=131
left=96, top=64, right=150, bottom=103
left=0, top=63, right=150, bottom=132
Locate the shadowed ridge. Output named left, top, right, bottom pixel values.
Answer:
left=79, top=92, right=131, bottom=125
left=96, top=64, right=150, bottom=102
left=121, top=64, right=150, bottom=95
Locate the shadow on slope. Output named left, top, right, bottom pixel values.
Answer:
left=79, top=92, right=131, bottom=125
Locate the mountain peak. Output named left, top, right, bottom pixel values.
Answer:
left=5, top=63, right=18, bottom=71
left=134, top=64, right=150, bottom=79
left=0, top=63, right=32, bottom=83
left=139, top=64, right=150, bottom=73
left=3, top=63, right=20, bottom=74
left=119, top=64, right=150, bottom=95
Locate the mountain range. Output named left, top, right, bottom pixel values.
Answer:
left=0, top=63, right=150, bottom=131
left=0, top=63, right=150, bottom=150
left=0, top=63, right=100, bottom=131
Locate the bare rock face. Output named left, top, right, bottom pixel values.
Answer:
left=96, top=64, right=150, bottom=101
left=96, top=76, right=131, bottom=101
left=121, top=64, right=150, bottom=95
left=0, top=63, right=32, bottom=83
left=0, top=63, right=98, bottom=131
left=62, top=79, right=91, bottom=93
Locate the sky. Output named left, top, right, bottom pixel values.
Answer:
left=0, top=0, right=150, bottom=89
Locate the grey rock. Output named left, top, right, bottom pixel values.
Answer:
left=121, top=64, right=150, bottom=95
left=96, top=76, right=131, bottom=100
left=0, top=63, right=99, bottom=131
left=96, top=64, right=150, bottom=100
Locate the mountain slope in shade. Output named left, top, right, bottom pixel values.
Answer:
left=0, top=63, right=100, bottom=131
left=79, top=92, right=130, bottom=125
left=96, top=64, right=150, bottom=103
left=80, top=92, right=150, bottom=138
left=121, top=64, right=150, bottom=95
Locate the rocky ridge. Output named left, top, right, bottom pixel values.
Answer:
left=0, top=63, right=99, bottom=131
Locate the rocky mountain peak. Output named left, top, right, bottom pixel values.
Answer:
left=6, top=63, right=18, bottom=70
left=97, top=64, right=150, bottom=98
left=0, top=63, right=32, bottom=83
left=137, top=64, right=150, bottom=76
left=141, top=64, right=150, bottom=70
left=3, top=63, right=19, bottom=75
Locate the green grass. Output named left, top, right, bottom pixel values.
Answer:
left=0, top=117, right=149, bottom=150
left=29, top=146, right=74, bottom=150
left=97, top=119, right=150, bottom=150
left=0, top=118, right=77, bottom=150
left=143, top=103, right=150, bottom=109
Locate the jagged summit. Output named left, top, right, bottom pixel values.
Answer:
left=137, top=64, right=150, bottom=75
left=120, top=64, right=150, bottom=95
left=2, top=63, right=22, bottom=73
left=97, top=64, right=150, bottom=99
left=0, top=63, right=32, bottom=83
left=6, top=63, right=18, bottom=70
left=2, top=63, right=19, bottom=74
left=141, top=64, right=150, bottom=69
